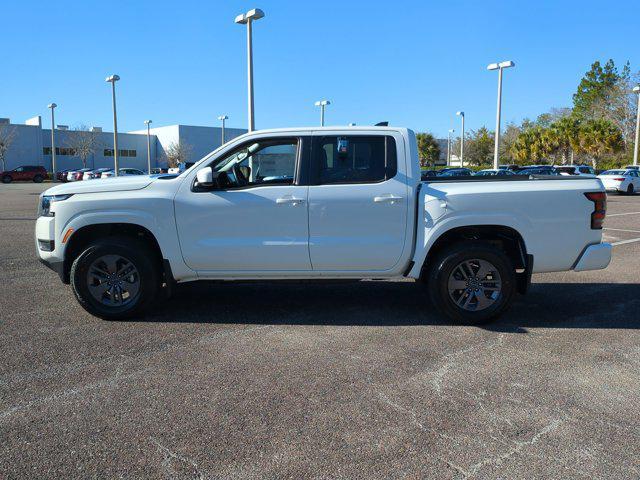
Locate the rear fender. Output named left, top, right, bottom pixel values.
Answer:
left=407, top=213, right=531, bottom=279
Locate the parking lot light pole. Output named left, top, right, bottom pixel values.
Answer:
left=447, top=129, right=454, bottom=166
left=235, top=8, right=265, bottom=132
left=106, top=74, right=121, bottom=176
left=315, top=100, right=330, bottom=126
left=47, top=103, right=57, bottom=180
left=456, top=111, right=465, bottom=166
left=218, top=115, right=228, bottom=144
left=488, top=60, right=515, bottom=169
left=144, top=120, right=152, bottom=174
left=633, top=85, right=640, bottom=166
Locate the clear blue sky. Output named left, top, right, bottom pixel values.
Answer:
left=3, top=0, right=639, bottom=138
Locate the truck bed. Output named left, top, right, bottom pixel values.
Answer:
left=422, top=174, right=593, bottom=183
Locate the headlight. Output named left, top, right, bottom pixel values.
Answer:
left=39, top=194, right=73, bottom=217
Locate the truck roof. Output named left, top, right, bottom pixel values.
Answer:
left=238, top=126, right=412, bottom=135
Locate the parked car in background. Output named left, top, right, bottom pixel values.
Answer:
left=167, top=162, right=196, bottom=175
left=1, top=165, right=48, bottom=183
left=555, top=165, right=596, bottom=177
left=498, top=164, right=521, bottom=172
left=56, top=170, right=71, bottom=182
left=101, top=168, right=145, bottom=179
left=82, top=168, right=112, bottom=180
left=67, top=168, right=92, bottom=182
left=437, top=167, right=472, bottom=177
left=597, top=169, right=640, bottom=195
left=150, top=168, right=168, bottom=174
left=516, top=166, right=559, bottom=176
left=420, top=169, right=439, bottom=179
left=474, top=169, right=515, bottom=176
left=624, top=165, right=639, bottom=171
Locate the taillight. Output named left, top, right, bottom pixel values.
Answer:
left=584, top=192, right=606, bottom=229
left=613, top=178, right=625, bottom=181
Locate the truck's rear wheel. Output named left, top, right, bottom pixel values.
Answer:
left=70, top=237, right=159, bottom=320
left=426, top=241, right=515, bottom=324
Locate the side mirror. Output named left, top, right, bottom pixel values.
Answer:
left=196, top=167, right=214, bottom=188
left=194, top=167, right=231, bottom=190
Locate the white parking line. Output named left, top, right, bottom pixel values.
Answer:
left=612, top=237, right=640, bottom=246
left=604, top=227, right=640, bottom=233
left=607, top=211, right=640, bottom=217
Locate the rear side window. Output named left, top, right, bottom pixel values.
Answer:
left=312, top=136, right=397, bottom=184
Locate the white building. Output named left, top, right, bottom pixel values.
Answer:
left=0, top=116, right=246, bottom=172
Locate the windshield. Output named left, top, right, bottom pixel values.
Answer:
left=556, top=167, right=575, bottom=174
left=600, top=170, right=625, bottom=175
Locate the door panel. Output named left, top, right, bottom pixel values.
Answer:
left=174, top=136, right=312, bottom=272
left=175, top=185, right=311, bottom=271
left=307, top=134, right=408, bottom=271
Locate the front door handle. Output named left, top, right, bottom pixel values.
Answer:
left=374, top=194, right=403, bottom=204
left=276, top=196, right=305, bottom=205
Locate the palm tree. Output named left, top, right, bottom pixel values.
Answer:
left=415, top=133, right=441, bottom=167
left=548, top=117, right=580, bottom=165
left=510, top=126, right=549, bottom=164
left=578, top=119, right=624, bottom=169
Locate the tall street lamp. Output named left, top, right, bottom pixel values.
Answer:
left=447, top=128, right=455, bottom=166
left=218, top=115, right=228, bottom=144
left=488, top=60, right=515, bottom=169
left=47, top=103, right=57, bottom=179
left=235, top=8, right=265, bottom=132
left=144, top=120, right=152, bottom=174
left=105, top=74, right=121, bottom=176
left=315, top=100, right=330, bottom=126
left=633, top=85, right=640, bottom=166
left=456, top=111, right=465, bottom=166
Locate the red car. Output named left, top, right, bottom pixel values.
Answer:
left=1, top=165, right=48, bottom=183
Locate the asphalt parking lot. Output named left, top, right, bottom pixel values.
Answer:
left=1, top=182, right=639, bottom=479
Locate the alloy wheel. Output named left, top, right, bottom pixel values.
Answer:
left=447, top=259, right=502, bottom=311
left=86, top=254, right=140, bottom=306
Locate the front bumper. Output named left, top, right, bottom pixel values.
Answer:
left=573, top=243, right=612, bottom=272
left=35, top=215, right=67, bottom=282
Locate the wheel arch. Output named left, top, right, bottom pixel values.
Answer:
left=419, top=225, right=532, bottom=294
left=62, top=223, right=165, bottom=284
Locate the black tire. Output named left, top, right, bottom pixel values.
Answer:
left=70, top=236, right=160, bottom=320
left=33, top=175, right=44, bottom=183
left=627, top=184, right=635, bottom=195
left=2, top=175, right=11, bottom=184
left=425, top=241, right=516, bottom=324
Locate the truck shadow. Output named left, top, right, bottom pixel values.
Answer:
left=146, top=281, right=640, bottom=331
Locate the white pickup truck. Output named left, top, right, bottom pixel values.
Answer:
left=36, top=127, right=612, bottom=323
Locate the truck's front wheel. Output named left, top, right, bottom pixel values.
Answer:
left=70, top=237, right=160, bottom=320
left=426, top=242, right=516, bottom=324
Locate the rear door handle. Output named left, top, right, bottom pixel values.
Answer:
left=374, top=194, right=403, bottom=204
left=276, top=196, right=305, bottom=205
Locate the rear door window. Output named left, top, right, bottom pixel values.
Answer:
left=311, top=136, right=397, bottom=185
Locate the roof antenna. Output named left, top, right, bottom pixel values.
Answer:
left=375, top=121, right=388, bottom=126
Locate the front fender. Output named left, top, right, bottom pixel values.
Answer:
left=59, top=209, right=195, bottom=282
